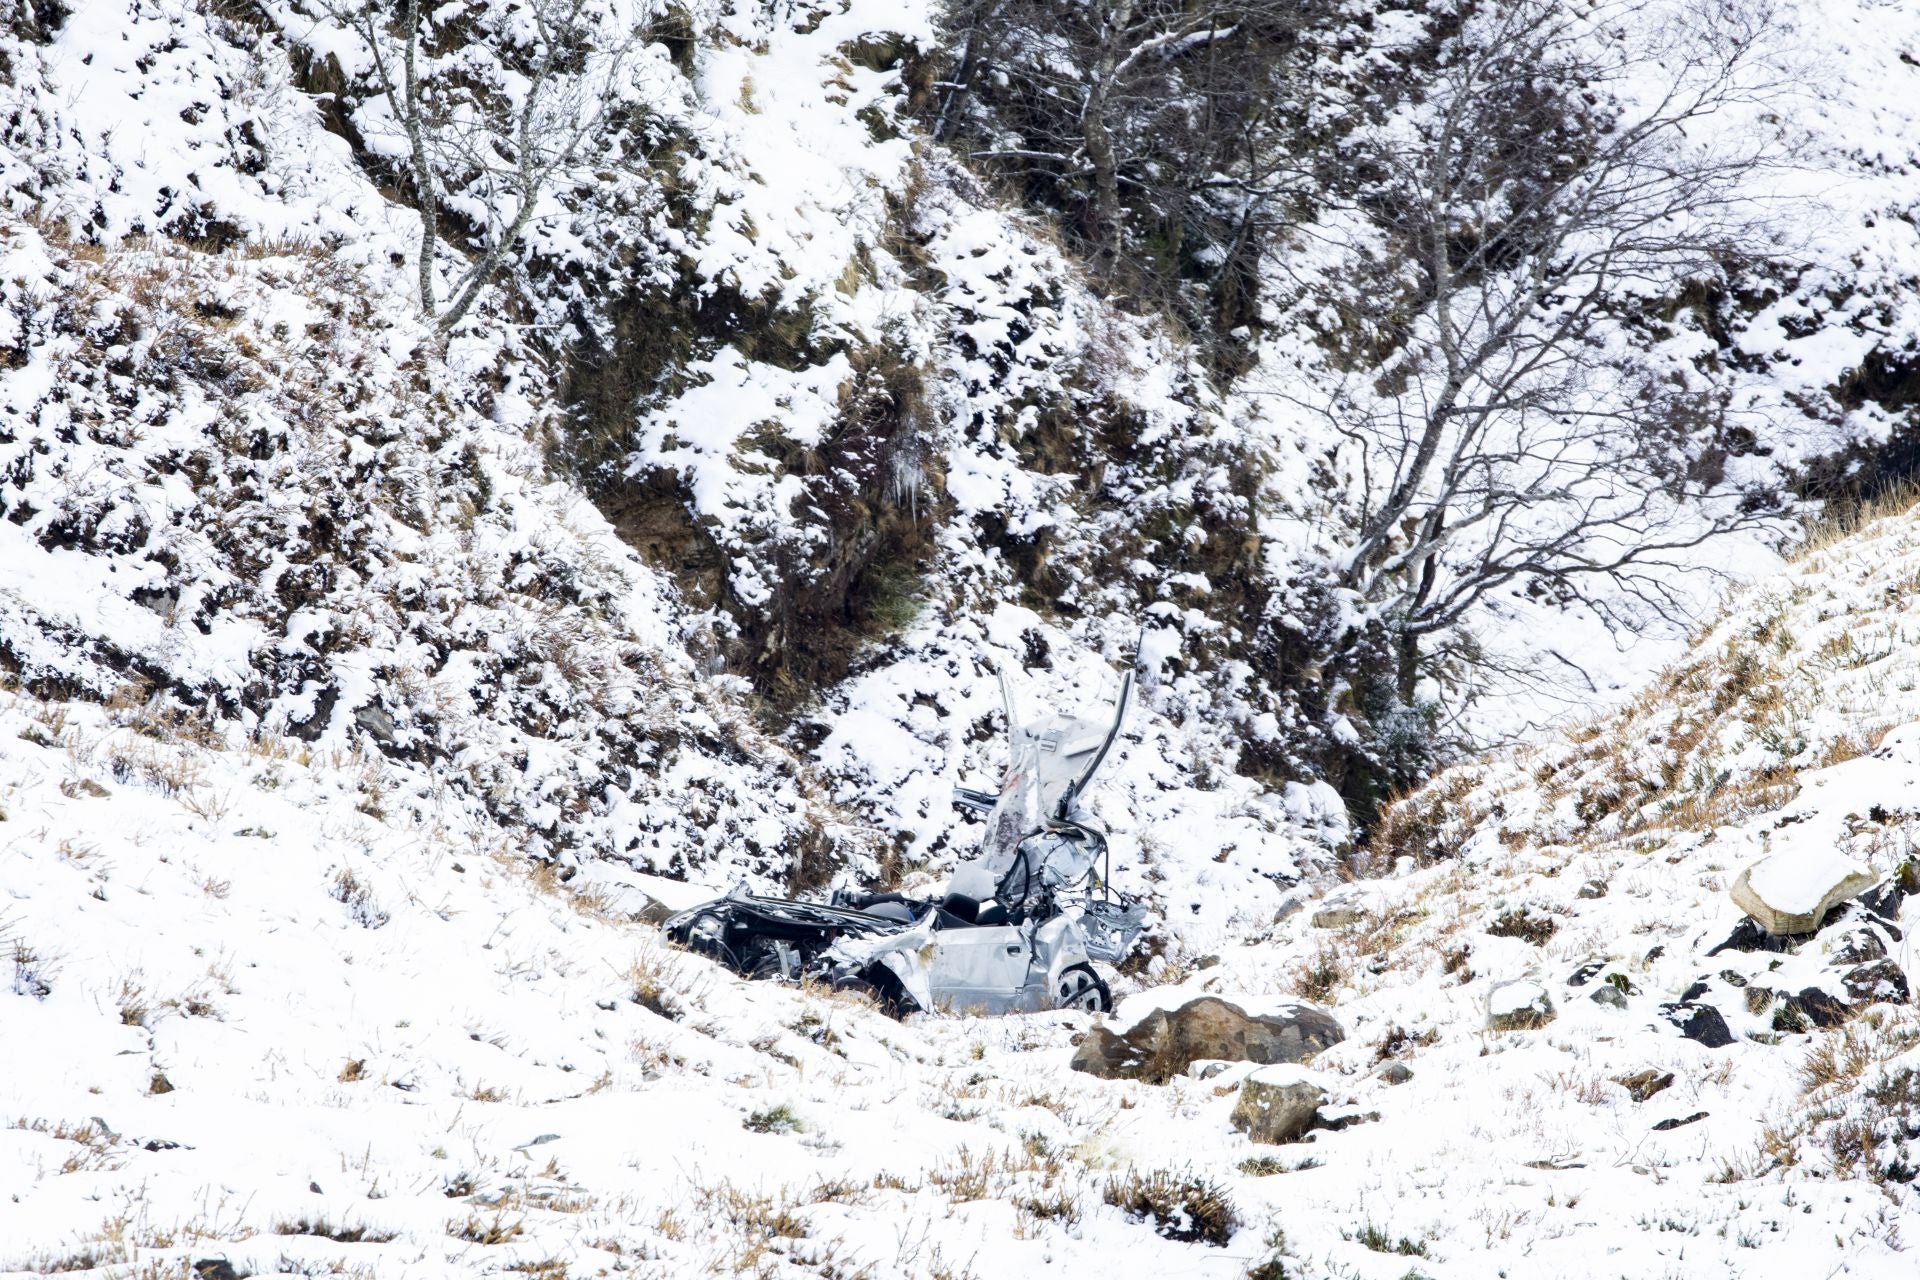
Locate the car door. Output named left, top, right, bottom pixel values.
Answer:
left=927, top=924, right=1045, bottom=1015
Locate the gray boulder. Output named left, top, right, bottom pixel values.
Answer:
left=1590, top=985, right=1628, bottom=1010
left=632, top=894, right=674, bottom=926
left=1070, top=996, right=1345, bottom=1084
left=1229, top=1066, right=1326, bottom=1144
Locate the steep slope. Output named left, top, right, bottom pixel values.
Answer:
left=0, top=0, right=1352, bottom=930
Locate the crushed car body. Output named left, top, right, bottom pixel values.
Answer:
left=663, top=664, right=1149, bottom=1015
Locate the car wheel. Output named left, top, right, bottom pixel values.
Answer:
left=832, top=970, right=921, bottom=1019
left=1054, top=963, right=1111, bottom=1013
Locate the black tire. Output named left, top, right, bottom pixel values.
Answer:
left=832, top=969, right=921, bottom=1019
left=1054, top=963, right=1111, bottom=1013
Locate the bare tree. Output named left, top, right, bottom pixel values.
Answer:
left=311, top=0, right=648, bottom=330
left=1295, top=0, right=1799, bottom=699
left=935, top=1, right=1327, bottom=288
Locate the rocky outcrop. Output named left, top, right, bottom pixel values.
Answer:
left=1229, top=1067, right=1326, bottom=1145
left=1730, top=850, right=1875, bottom=936
left=1070, top=997, right=1345, bottom=1084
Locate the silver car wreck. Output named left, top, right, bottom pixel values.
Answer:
left=664, top=665, right=1148, bottom=1016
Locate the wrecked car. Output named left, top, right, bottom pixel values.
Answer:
left=663, top=665, right=1149, bottom=1015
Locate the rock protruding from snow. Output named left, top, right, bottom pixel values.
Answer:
left=1229, top=1066, right=1327, bottom=1145
left=1660, top=1002, right=1734, bottom=1048
left=1069, top=996, right=1344, bottom=1084
left=1729, top=849, right=1875, bottom=936
left=1841, top=959, right=1911, bottom=1005
left=1487, top=980, right=1554, bottom=1031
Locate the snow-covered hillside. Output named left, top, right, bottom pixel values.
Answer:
left=5, top=0, right=1920, bottom=1275
left=0, top=0, right=1356, bottom=930
left=5, top=501, right=1920, bottom=1279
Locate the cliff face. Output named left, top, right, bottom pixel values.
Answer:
left=4, top=0, right=1920, bottom=918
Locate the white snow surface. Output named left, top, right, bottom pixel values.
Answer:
left=5, top=531, right=1920, bottom=1276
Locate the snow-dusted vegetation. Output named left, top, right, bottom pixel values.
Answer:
left=4, top=0, right=1920, bottom=1274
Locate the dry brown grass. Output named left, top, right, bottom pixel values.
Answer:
left=1289, top=943, right=1348, bottom=1003
left=1364, top=771, right=1488, bottom=869
left=1101, top=1168, right=1238, bottom=1247
left=1794, top=480, right=1920, bottom=559
left=447, top=1211, right=525, bottom=1245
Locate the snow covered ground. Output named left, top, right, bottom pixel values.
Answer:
left=5, top=500, right=1920, bottom=1279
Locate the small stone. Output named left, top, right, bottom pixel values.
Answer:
left=1230, top=1066, right=1326, bottom=1145
left=1660, top=1002, right=1733, bottom=1048
left=1590, top=985, right=1628, bottom=1010
left=1717, top=969, right=1749, bottom=988
left=149, top=1073, right=175, bottom=1095
left=1612, top=1069, right=1675, bottom=1102
left=1680, top=978, right=1711, bottom=1003
left=1376, top=1061, right=1413, bottom=1085
left=1652, top=1111, right=1710, bottom=1131
left=353, top=703, right=397, bottom=744
left=1194, top=954, right=1223, bottom=971
left=192, top=1262, right=240, bottom=1280
left=1706, top=918, right=1792, bottom=957
left=1577, top=879, right=1609, bottom=900
left=1859, top=864, right=1917, bottom=923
